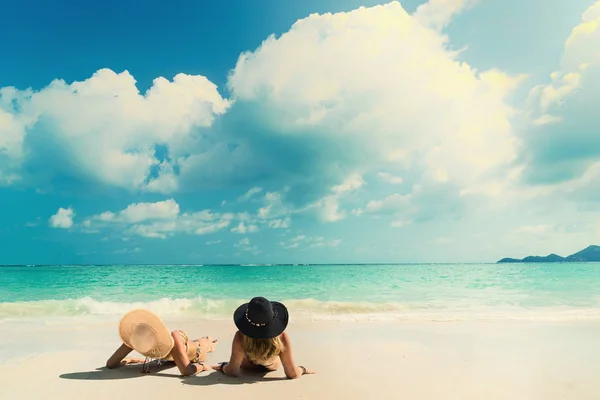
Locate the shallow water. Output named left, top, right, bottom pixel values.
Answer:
left=1, top=263, right=599, bottom=321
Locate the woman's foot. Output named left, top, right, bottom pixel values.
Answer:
left=195, top=336, right=218, bottom=352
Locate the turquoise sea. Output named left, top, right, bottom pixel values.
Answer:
left=1, top=263, right=600, bottom=321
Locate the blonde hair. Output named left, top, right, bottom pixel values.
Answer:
left=241, top=334, right=285, bottom=363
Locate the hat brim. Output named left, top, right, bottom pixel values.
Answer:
left=234, top=301, right=289, bottom=339
left=118, top=309, right=174, bottom=359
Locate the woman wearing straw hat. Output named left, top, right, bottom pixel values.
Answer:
left=106, top=309, right=218, bottom=376
left=212, top=297, right=315, bottom=379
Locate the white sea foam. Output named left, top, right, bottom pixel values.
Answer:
left=2, top=297, right=600, bottom=322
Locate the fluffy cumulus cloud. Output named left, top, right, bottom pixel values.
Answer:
left=0, top=69, right=229, bottom=192
left=521, top=1, right=600, bottom=192
left=227, top=1, right=522, bottom=195
left=49, top=207, right=75, bottom=229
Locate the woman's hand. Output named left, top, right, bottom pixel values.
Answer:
left=196, top=363, right=211, bottom=373
left=212, top=362, right=235, bottom=376
left=299, top=365, right=316, bottom=375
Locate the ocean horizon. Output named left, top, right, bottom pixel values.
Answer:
left=2, top=263, right=600, bottom=322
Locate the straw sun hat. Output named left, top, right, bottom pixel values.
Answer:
left=119, top=309, right=177, bottom=359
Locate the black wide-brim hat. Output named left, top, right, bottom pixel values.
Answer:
left=234, top=297, right=289, bottom=339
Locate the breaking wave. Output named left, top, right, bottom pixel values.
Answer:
left=2, top=297, right=600, bottom=322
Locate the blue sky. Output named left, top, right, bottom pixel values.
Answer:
left=1, top=0, right=599, bottom=264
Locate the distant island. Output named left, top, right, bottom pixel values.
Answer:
left=497, top=245, right=600, bottom=263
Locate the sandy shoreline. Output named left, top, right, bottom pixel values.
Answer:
left=1, top=318, right=599, bottom=399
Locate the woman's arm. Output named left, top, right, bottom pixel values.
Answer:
left=213, top=331, right=245, bottom=377
left=279, top=332, right=315, bottom=379
left=106, top=343, right=134, bottom=369
left=170, top=330, right=209, bottom=376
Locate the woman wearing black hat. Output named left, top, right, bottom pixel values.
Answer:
left=212, top=297, right=315, bottom=379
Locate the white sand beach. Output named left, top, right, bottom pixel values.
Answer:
left=1, top=317, right=599, bottom=399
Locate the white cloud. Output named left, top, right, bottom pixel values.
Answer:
left=280, top=234, right=342, bottom=249
left=362, top=192, right=414, bottom=227
left=529, top=72, right=582, bottom=115
left=258, top=190, right=289, bottom=219
left=391, top=220, right=410, bottom=228
left=331, top=173, right=365, bottom=195
left=527, top=2, right=599, bottom=118
left=49, top=207, right=75, bottom=229
left=377, top=172, right=403, bottom=184
left=238, top=187, right=263, bottom=202
left=414, top=0, right=478, bottom=31
left=145, top=161, right=179, bottom=193
left=280, top=235, right=306, bottom=249
left=520, top=1, right=600, bottom=191
left=228, top=1, right=523, bottom=201
left=0, top=98, right=28, bottom=185
left=365, top=193, right=411, bottom=214
left=231, top=222, right=259, bottom=234
left=267, top=217, right=291, bottom=229
left=234, top=237, right=260, bottom=254
left=25, top=218, right=41, bottom=228
left=329, top=239, right=343, bottom=247
left=101, top=198, right=180, bottom=223
left=532, top=114, right=562, bottom=126
left=309, top=174, right=365, bottom=222
left=206, top=240, right=221, bottom=245
left=234, top=175, right=364, bottom=226
left=359, top=180, right=467, bottom=225
left=0, top=69, right=230, bottom=192
left=84, top=199, right=234, bottom=239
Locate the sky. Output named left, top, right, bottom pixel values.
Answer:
left=1, top=0, right=599, bottom=264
